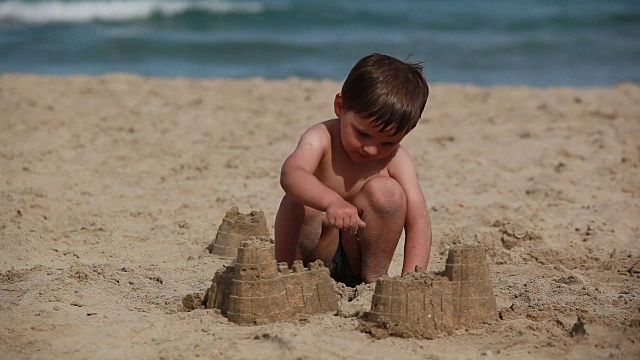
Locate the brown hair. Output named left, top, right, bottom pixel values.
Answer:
left=341, top=53, right=429, bottom=136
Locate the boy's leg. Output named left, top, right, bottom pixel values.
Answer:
left=274, top=194, right=339, bottom=267
left=341, top=176, right=406, bottom=283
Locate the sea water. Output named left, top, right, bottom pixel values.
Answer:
left=1, top=0, right=638, bottom=86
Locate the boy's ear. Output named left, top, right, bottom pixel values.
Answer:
left=334, top=93, right=344, bottom=117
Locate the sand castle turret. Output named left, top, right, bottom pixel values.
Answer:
left=206, top=240, right=338, bottom=325
left=207, top=207, right=270, bottom=257
left=367, top=244, right=497, bottom=339
left=443, top=245, right=497, bottom=325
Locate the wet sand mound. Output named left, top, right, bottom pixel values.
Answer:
left=207, top=206, right=270, bottom=257
left=205, top=240, right=338, bottom=325
left=365, top=245, right=497, bottom=339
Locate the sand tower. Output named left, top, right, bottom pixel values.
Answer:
left=367, top=244, right=497, bottom=339
left=443, top=244, right=497, bottom=325
left=206, top=240, right=338, bottom=325
left=207, top=206, right=270, bottom=257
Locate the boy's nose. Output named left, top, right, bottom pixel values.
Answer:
left=363, top=145, right=378, bottom=156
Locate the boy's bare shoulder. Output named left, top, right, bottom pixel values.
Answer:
left=299, top=119, right=337, bottom=144
left=308, top=119, right=338, bottom=134
left=388, top=145, right=418, bottom=173
left=392, top=145, right=413, bottom=161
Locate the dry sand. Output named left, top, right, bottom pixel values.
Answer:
left=1, top=74, right=639, bottom=359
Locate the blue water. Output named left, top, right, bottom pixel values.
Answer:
left=1, top=0, right=639, bottom=87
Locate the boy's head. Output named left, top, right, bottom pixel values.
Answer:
left=340, top=53, right=429, bottom=136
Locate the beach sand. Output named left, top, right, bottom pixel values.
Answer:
left=1, top=74, right=639, bottom=359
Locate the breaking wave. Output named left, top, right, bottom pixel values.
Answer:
left=0, top=0, right=265, bottom=24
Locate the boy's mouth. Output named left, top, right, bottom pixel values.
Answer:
left=354, top=151, right=371, bottom=161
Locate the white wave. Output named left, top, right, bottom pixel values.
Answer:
left=0, top=0, right=265, bottom=24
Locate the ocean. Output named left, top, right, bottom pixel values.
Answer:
left=0, top=0, right=638, bottom=87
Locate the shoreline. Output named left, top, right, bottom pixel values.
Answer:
left=3, top=71, right=639, bottom=89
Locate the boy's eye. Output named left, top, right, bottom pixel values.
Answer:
left=357, top=129, right=369, bottom=137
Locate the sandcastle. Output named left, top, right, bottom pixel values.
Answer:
left=366, top=245, right=497, bottom=339
left=205, top=240, right=338, bottom=325
left=205, top=207, right=497, bottom=333
left=207, top=207, right=270, bottom=257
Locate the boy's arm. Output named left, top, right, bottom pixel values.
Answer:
left=280, top=124, right=365, bottom=230
left=389, top=148, right=432, bottom=274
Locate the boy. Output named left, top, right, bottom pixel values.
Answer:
left=275, top=53, right=432, bottom=287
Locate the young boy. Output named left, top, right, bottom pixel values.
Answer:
left=275, top=53, right=432, bottom=287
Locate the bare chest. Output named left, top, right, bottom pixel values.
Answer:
left=315, top=149, right=391, bottom=200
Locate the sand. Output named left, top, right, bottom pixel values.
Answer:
left=1, top=74, right=639, bottom=359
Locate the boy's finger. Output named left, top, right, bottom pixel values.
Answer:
left=347, top=221, right=364, bottom=234
left=349, top=214, right=365, bottom=228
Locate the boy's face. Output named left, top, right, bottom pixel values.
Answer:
left=334, top=94, right=406, bottom=163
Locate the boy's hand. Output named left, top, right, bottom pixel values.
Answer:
left=325, top=200, right=366, bottom=233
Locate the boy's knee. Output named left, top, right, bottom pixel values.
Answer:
left=360, top=176, right=406, bottom=214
